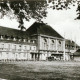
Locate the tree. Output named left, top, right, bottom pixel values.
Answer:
left=76, top=2, right=80, bottom=19
left=0, top=0, right=47, bottom=30
left=48, top=0, right=80, bottom=19
left=0, top=0, right=80, bottom=30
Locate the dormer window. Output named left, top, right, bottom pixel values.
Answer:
left=13, top=38, right=16, bottom=41
left=28, top=40, right=30, bottom=43
left=19, top=39, right=21, bottom=42
left=11, top=35, right=14, bottom=39
left=33, top=40, right=35, bottom=43
left=30, top=40, right=33, bottom=43
left=5, top=35, right=10, bottom=40
left=0, top=35, right=3, bottom=39
left=23, top=39, right=26, bottom=42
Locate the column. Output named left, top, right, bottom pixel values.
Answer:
left=56, top=39, right=58, bottom=53
left=33, top=54, right=35, bottom=61
left=36, top=54, right=38, bottom=61
left=40, top=54, right=42, bottom=60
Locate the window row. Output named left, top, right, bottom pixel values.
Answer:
left=0, top=44, right=36, bottom=50
left=43, top=38, right=62, bottom=44
left=0, top=35, right=36, bottom=43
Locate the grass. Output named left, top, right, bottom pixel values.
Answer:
left=0, top=61, right=80, bottom=80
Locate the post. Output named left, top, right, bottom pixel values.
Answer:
left=63, top=39, right=66, bottom=61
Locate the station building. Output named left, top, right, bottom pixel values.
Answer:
left=0, top=22, right=79, bottom=61
left=26, top=22, right=65, bottom=61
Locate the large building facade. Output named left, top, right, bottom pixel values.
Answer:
left=0, top=22, right=79, bottom=61
left=26, top=22, right=65, bottom=61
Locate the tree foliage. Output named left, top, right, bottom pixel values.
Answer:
left=0, top=0, right=80, bottom=30
left=49, top=0, right=80, bottom=19
left=0, top=0, right=47, bottom=30
left=76, top=3, right=80, bottom=19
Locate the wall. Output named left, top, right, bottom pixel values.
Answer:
left=37, top=35, right=64, bottom=60
left=0, top=42, right=37, bottom=61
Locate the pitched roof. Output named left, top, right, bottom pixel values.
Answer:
left=65, top=39, right=79, bottom=47
left=0, top=26, right=28, bottom=38
left=26, top=22, right=63, bottom=39
left=73, top=49, right=80, bottom=56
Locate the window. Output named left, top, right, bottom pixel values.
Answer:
left=30, top=47, right=31, bottom=50
left=2, top=44, right=4, bottom=48
left=8, top=44, right=10, bottom=49
left=34, top=47, right=36, bottom=50
left=24, top=46, right=26, bottom=50
left=44, top=43, right=46, bottom=48
left=14, top=45, right=16, bottom=49
left=19, top=45, right=22, bottom=50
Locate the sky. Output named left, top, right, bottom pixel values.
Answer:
left=0, top=2, right=80, bottom=45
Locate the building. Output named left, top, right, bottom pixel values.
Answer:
left=0, top=22, right=79, bottom=61
left=71, top=49, right=80, bottom=61
left=26, top=22, right=65, bottom=61
left=65, top=39, right=80, bottom=60
left=0, top=26, right=37, bottom=61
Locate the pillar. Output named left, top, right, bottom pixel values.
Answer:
left=56, top=39, right=58, bottom=53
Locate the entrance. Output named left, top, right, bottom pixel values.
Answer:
left=31, top=53, right=40, bottom=61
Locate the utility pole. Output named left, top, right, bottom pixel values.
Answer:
left=63, top=32, right=66, bottom=61
left=63, top=39, right=66, bottom=61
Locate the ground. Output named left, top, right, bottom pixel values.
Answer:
left=0, top=61, right=80, bottom=80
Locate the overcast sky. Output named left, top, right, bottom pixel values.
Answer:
left=0, top=2, right=80, bottom=45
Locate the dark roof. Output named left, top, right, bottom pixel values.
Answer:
left=73, top=49, right=80, bottom=56
left=26, top=22, right=63, bottom=39
left=0, top=26, right=28, bottom=38
left=65, top=39, right=79, bottom=47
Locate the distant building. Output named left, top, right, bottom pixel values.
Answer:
left=71, top=49, right=80, bottom=61
left=65, top=39, right=80, bottom=60
left=0, top=22, right=79, bottom=61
